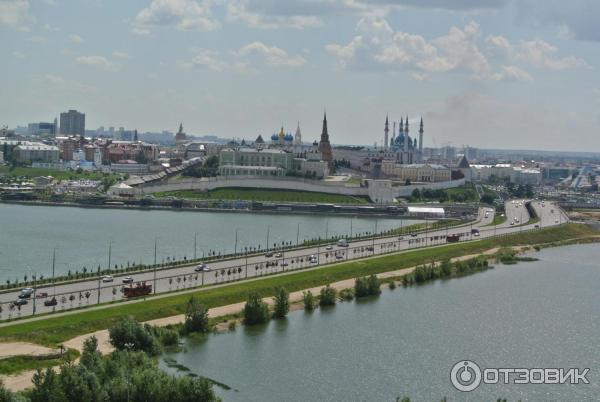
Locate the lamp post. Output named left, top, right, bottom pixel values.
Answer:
left=153, top=238, right=157, bottom=294
left=296, top=222, right=300, bottom=247
left=107, top=240, right=112, bottom=272
left=194, top=232, right=197, bottom=260
left=245, top=246, right=249, bottom=278
left=372, top=219, right=378, bottom=255
left=234, top=229, right=239, bottom=256
left=350, top=218, right=353, bottom=239
left=266, top=226, right=271, bottom=252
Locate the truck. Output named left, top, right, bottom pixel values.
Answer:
left=123, top=282, right=152, bottom=298
left=446, top=234, right=461, bottom=243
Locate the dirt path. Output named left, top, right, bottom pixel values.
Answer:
left=0, top=342, right=58, bottom=360
left=0, top=247, right=509, bottom=392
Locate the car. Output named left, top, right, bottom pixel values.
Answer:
left=366, top=246, right=374, bottom=251
left=534, top=224, right=540, bottom=228
left=337, top=239, right=349, bottom=247
left=397, top=236, right=404, bottom=241
left=281, top=262, right=289, bottom=267
left=122, top=276, right=134, bottom=284
left=194, top=264, right=210, bottom=272
left=101, top=275, right=114, bottom=283
left=555, top=219, right=559, bottom=224
left=36, top=292, right=49, bottom=299
left=18, top=288, right=34, bottom=299
left=13, top=298, right=28, bottom=306
left=275, top=253, right=282, bottom=258
left=473, top=232, right=480, bottom=237
left=336, top=254, right=344, bottom=260
left=325, top=245, right=333, bottom=250
left=309, top=255, right=318, bottom=264
left=265, top=251, right=273, bottom=258
left=410, top=233, right=418, bottom=237
left=510, top=222, right=514, bottom=226
left=44, top=297, right=58, bottom=307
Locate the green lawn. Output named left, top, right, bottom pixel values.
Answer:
left=0, top=166, right=117, bottom=181
left=0, top=224, right=595, bottom=347
left=484, top=213, right=507, bottom=227
left=154, top=187, right=370, bottom=204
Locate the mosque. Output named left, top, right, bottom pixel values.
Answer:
left=381, top=115, right=424, bottom=164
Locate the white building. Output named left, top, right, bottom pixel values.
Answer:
left=14, top=144, right=60, bottom=163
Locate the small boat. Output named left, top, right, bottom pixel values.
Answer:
left=123, top=281, right=152, bottom=298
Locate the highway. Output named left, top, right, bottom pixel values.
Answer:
left=0, top=200, right=568, bottom=319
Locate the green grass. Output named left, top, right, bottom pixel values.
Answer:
left=0, top=166, right=117, bottom=181
left=154, top=187, right=370, bottom=204
left=445, top=183, right=480, bottom=202
left=0, top=224, right=596, bottom=347
left=484, top=213, right=507, bottom=227
left=0, top=349, right=79, bottom=375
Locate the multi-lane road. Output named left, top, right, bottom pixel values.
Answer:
left=0, top=200, right=567, bottom=319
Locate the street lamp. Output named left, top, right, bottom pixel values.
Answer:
left=234, top=229, right=240, bottom=255
left=296, top=222, right=301, bottom=247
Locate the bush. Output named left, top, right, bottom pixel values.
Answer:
left=355, top=275, right=381, bottom=297
left=108, top=317, right=162, bottom=356
left=319, top=285, right=337, bottom=306
left=272, top=287, right=289, bottom=319
left=244, top=292, right=270, bottom=325
left=184, top=296, right=210, bottom=334
left=389, top=280, right=396, bottom=290
left=339, top=288, right=354, bottom=301
left=303, top=290, right=316, bottom=311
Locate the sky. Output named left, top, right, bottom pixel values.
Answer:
left=1, top=0, right=600, bottom=151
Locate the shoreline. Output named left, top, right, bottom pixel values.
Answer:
left=0, top=241, right=585, bottom=392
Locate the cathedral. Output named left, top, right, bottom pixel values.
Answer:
left=382, top=115, right=424, bottom=164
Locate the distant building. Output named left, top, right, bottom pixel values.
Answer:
left=28, top=122, right=56, bottom=136
left=318, top=112, right=333, bottom=168
left=381, top=161, right=451, bottom=182
left=175, top=123, right=187, bottom=145
left=14, top=144, right=60, bottom=163
left=60, top=110, right=85, bottom=135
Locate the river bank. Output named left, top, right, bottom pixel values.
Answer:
left=2, top=226, right=597, bottom=392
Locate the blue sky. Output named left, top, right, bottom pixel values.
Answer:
left=1, top=0, right=599, bottom=151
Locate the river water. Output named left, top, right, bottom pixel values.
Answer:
left=0, top=203, right=416, bottom=282
left=161, top=243, right=600, bottom=401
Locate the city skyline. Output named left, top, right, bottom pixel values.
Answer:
left=2, top=0, right=600, bottom=151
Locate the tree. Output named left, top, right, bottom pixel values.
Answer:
left=184, top=296, right=210, bottom=333
left=411, top=188, right=421, bottom=200
left=319, top=285, right=336, bottom=306
left=108, top=317, right=162, bottom=355
left=303, top=291, right=316, bottom=311
left=243, top=292, right=270, bottom=325
left=272, top=287, right=289, bottom=319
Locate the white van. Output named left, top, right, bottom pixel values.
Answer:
left=337, top=239, right=349, bottom=247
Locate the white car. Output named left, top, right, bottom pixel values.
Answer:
left=194, top=264, right=210, bottom=272
left=309, top=255, right=318, bottom=264
left=101, top=275, right=114, bottom=283
left=325, top=245, right=333, bottom=250
left=275, top=253, right=282, bottom=258
left=122, top=276, right=134, bottom=284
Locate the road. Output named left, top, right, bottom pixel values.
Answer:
left=0, top=200, right=567, bottom=320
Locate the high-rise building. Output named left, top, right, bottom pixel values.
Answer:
left=59, top=110, right=85, bottom=135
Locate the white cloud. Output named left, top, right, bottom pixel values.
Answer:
left=12, top=51, right=25, bottom=59
left=486, top=35, right=590, bottom=70
left=227, top=0, right=321, bottom=29
left=133, top=0, right=220, bottom=33
left=41, top=74, right=96, bottom=94
left=327, top=18, right=490, bottom=77
left=491, top=65, right=532, bottom=81
left=0, top=0, right=32, bottom=28
left=70, top=34, right=84, bottom=44
left=112, top=51, right=131, bottom=59
left=236, top=41, right=306, bottom=67
left=179, top=50, right=228, bottom=72
left=76, top=55, right=117, bottom=71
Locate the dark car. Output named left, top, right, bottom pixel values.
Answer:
left=13, top=298, right=28, bottom=306
left=44, top=297, right=58, bottom=307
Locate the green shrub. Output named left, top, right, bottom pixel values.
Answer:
left=303, top=291, right=316, bottom=311
left=272, top=287, right=289, bottom=319
left=244, top=292, right=270, bottom=325
left=339, top=288, right=354, bottom=301
left=184, top=296, right=210, bottom=333
left=108, top=317, right=162, bottom=355
left=319, top=285, right=337, bottom=306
